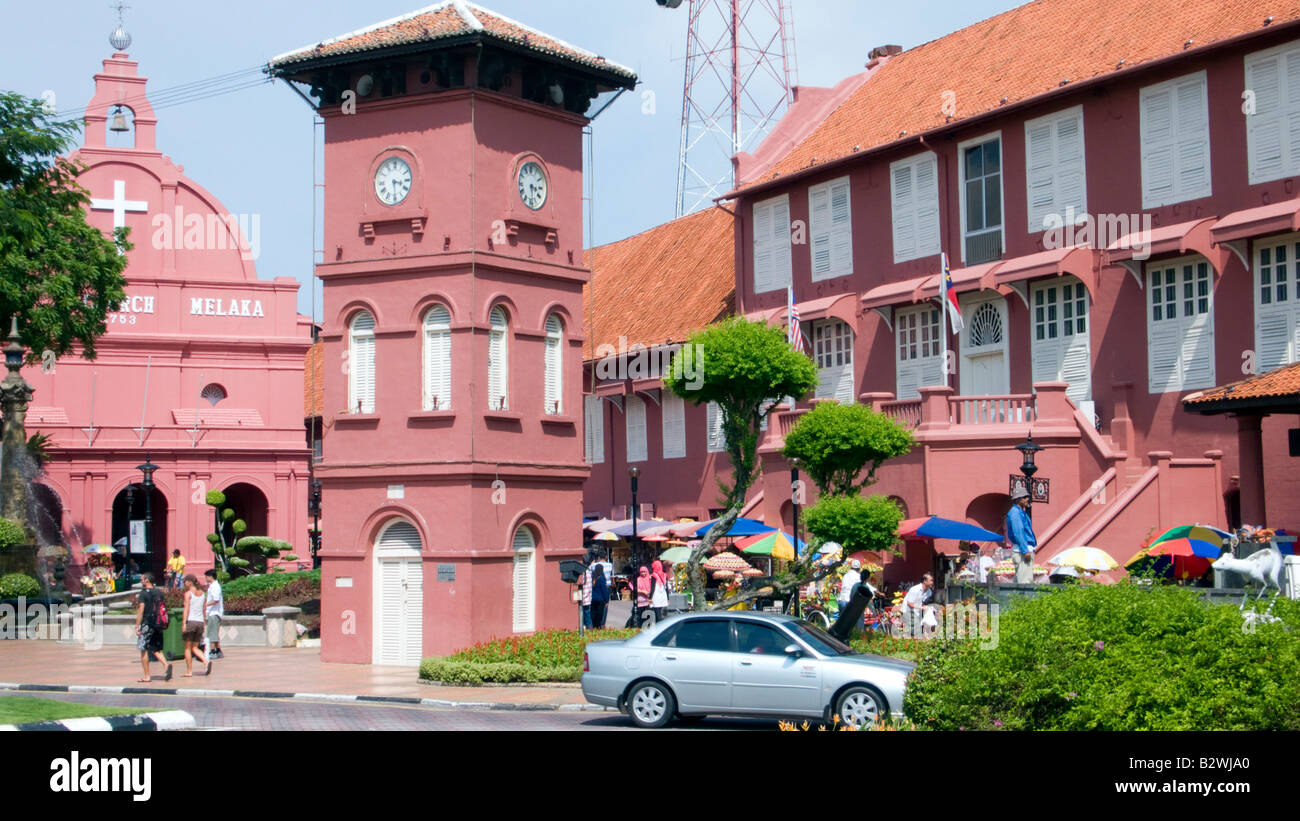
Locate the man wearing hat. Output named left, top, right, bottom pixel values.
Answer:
left=1006, top=487, right=1037, bottom=583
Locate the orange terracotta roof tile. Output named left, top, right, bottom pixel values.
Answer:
left=304, top=342, right=324, bottom=418
left=583, top=206, right=736, bottom=361
left=1184, top=361, right=1300, bottom=406
left=269, top=1, right=635, bottom=78
left=740, top=0, right=1300, bottom=191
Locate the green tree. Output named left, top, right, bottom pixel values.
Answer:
left=665, top=317, right=817, bottom=610
left=802, top=495, right=904, bottom=555
left=0, top=92, right=129, bottom=362
left=205, top=490, right=247, bottom=577
left=782, top=402, right=913, bottom=497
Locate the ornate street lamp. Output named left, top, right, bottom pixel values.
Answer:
left=628, top=465, right=640, bottom=626
left=308, top=478, right=323, bottom=569
left=137, top=456, right=158, bottom=574
left=0, top=317, right=34, bottom=524
left=1014, top=435, right=1043, bottom=519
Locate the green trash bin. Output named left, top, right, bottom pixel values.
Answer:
left=162, top=608, right=185, bottom=661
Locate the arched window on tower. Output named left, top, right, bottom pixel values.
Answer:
left=422, top=305, right=451, bottom=410
left=544, top=314, right=563, bottom=415
left=512, top=525, right=536, bottom=632
left=349, top=311, right=376, bottom=414
left=488, top=306, right=509, bottom=411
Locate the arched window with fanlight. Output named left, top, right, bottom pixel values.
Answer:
left=488, top=306, right=509, bottom=411
left=511, top=525, right=536, bottom=632
left=349, top=311, right=376, bottom=414
left=422, top=305, right=451, bottom=410
left=200, top=383, right=227, bottom=406
left=544, top=314, right=563, bottom=415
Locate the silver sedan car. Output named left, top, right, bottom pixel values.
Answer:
left=581, top=611, right=914, bottom=728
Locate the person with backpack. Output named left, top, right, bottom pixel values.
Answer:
left=133, top=573, right=172, bottom=683
left=181, top=574, right=212, bottom=677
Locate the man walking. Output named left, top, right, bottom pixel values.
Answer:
left=203, top=568, right=224, bottom=658
left=903, top=573, right=934, bottom=638
left=1006, top=488, right=1037, bottom=583
left=134, top=573, right=171, bottom=682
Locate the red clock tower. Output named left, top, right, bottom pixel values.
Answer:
left=269, top=3, right=635, bottom=663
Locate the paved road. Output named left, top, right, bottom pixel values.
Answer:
left=24, top=691, right=781, bottom=731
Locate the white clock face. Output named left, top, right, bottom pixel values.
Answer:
left=374, top=157, right=412, bottom=206
left=517, top=161, right=547, bottom=210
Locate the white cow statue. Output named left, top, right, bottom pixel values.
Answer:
left=1211, top=546, right=1284, bottom=603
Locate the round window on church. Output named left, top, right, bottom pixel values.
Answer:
left=201, top=383, right=227, bottom=406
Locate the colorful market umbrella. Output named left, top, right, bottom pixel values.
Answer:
left=659, top=546, right=693, bottom=563
left=735, top=530, right=806, bottom=561
left=1151, top=524, right=1231, bottom=546
left=1126, top=540, right=1213, bottom=580
left=897, top=516, right=1002, bottom=542
left=608, top=519, right=668, bottom=537
left=692, top=517, right=777, bottom=539
left=583, top=518, right=620, bottom=533
left=702, top=552, right=754, bottom=573
left=1047, top=546, right=1119, bottom=572
left=1149, top=537, right=1221, bottom=560
left=592, top=531, right=620, bottom=542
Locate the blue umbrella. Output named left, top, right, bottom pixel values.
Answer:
left=898, top=516, right=1002, bottom=542
left=693, top=517, right=777, bottom=538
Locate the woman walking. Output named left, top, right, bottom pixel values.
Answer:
left=635, top=565, right=653, bottom=627
left=590, top=563, right=609, bottom=629
left=181, top=575, right=212, bottom=677
left=650, top=559, right=670, bottom=623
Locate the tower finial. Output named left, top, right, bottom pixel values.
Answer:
left=109, top=1, right=132, bottom=51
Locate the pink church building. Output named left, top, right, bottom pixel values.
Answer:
left=24, top=42, right=313, bottom=588
left=582, top=0, right=1300, bottom=587
left=268, top=2, right=636, bottom=663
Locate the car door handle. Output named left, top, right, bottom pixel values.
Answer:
left=739, top=661, right=753, bottom=666
left=663, top=655, right=676, bottom=661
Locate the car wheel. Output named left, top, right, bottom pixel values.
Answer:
left=834, top=685, right=885, bottom=729
left=626, top=680, right=675, bottom=729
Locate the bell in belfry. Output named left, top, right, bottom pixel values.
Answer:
left=109, top=106, right=129, bottom=132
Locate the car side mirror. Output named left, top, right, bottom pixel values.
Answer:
left=784, top=644, right=803, bottom=657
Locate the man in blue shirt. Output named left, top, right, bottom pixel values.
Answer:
left=1006, top=488, right=1037, bottom=583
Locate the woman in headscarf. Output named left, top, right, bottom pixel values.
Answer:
left=650, top=560, right=670, bottom=623
left=635, top=565, right=653, bottom=627
left=590, top=563, right=609, bottom=629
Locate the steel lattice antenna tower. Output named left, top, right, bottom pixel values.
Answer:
left=668, top=0, right=797, bottom=217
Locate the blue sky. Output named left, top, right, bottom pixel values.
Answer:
left=4, top=0, right=1024, bottom=317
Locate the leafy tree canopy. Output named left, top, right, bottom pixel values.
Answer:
left=803, top=494, right=904, bottom=555
left=0, top=93, right=129, bottom=361
left=783, top=402, right=914, bottom=497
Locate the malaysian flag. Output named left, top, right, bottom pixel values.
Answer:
left=786, top=284, right=803, bottom=351
left=939, top=252, right=964, bottom=334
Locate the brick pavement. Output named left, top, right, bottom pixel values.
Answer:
left=0, top=641, right=593, bottom=709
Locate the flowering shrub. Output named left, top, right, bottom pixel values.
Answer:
left=424, top=628, right=640, bottom=682
left=849, top=631, right=926, bottom=662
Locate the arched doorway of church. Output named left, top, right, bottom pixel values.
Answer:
left=372, top=518, right=424, bottom=666
left=964, top=493, right=1009, bottom=543
left=221, top=483, right=269, bottom=540
left=31, top=483, right=64, bottom=547
left=110, top=484, right=169, bottom=579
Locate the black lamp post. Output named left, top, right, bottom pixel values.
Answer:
left=1014, top=435, right=1043, bottom=519
left=790, top=456, right=802, bottom=619
left=137, top=456, right=158, bottom=575
left=308, top=478, right=323, bottom=569
left=629, top=465, right=640, bottom=626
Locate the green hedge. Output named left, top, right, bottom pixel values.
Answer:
left=222, top=569, right=319, bottom=597
left=419, top=659, right=578, bottom=684
left=903, top=582, right=1300, bottom=730
left=0, top=518, right=26, bottom=550
left=0, top=573, right=40, bottom=599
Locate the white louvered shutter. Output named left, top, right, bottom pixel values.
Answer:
left=488, top=306, right=508, bottom=410
left=891, top=161, right=916, bottom=261
left=1026, top=107, right=1087, bottom=232
left=1055, top=112, right=1086, bottom=220
left=1026, top=120, right=1056, bottom=232
left=1248, top=50, right=1285, bottom=183
left=810, top=185, right=831, bottom=278
left=1255, top=237, right=1300, bottom=371
left=662, top=391, right=686, bottom=459
left=914, top=157, right=940, bottom=259
left=896, top=307, right=942, bottom=400
left=544, top=315, right=563, bottom=415
left=1147, top=260, right=1214, bottom=392
left=753, top=200, right=774, bottom=293
left=375, top=520, right=422, bottom=666
left=584, top=395, right=605, bottom=464
left=771, top=196, right=792, bottom=291
left=1141, top=73, right=1210, bottom=208
left=1174, top=77, right=1211, bottom=200
left=625, top=395, right=647, bottom=463
left=1179, top=261, right=1216, bottom=390
left=349, top=311, right=375, bottom=414
left=423, top=305, right=451, bottom=411
left=830, top=179, right=852, bottom=276
left=892, top=154, right=939, bottom=263
left=1030, top=279, right=1091, bottom=402
left=512, top=527, right=535, bottom=633
left=706, top=401, right=725, bottom=452
left=1147, top=266, right=1183, bottom=392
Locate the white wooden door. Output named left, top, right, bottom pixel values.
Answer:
left=960, top=297, right=1009, bottom=395
left=374, top=520, right=423, bottom=666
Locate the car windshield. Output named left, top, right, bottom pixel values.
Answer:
left=787, top=620, right=855, bottom=656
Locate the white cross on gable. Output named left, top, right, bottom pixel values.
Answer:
left=90, top=179, right=148, bottom=228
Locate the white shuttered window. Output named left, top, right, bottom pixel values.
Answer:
left=511, top=526, right=536, bottom=633
left=488, top=306, right=509, bottom=410
left=1254, top=235, right=1300, bottom=371
left=662, top=391, right=686, bottom=459
left=349, top=311, right=376, bottom=414
left=544, top=315, right=563, bottom=415
left=812, top=320, right=854, bottom=403
left=896, top=306, right=944, bottom=400
left=1030, top=278, right=1091, bottom=402
left=1140, top=72, right=1211, bottom=209
left=626, top=395, right=648, bottom=463
left=891, top=153, right=941, bottom=263
left=752, top=195, right=792, bottom=294
left=1025, top=106, right=1087, bottom=233
left=1147, top=257, right=1215, bottom=393
left=706, top=401, right=725, bottom=453
left=1245, top=41, right=1300, bottom=184
left=422, top=305, right=451, bottom=410
left=584, top=395, right=605, bottom=464
left=809, top=177, right=852, bottom=280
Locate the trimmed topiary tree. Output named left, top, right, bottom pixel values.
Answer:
left=205, top=490, right=247, bottom=577
left=782, top=402, right=913, bottom=497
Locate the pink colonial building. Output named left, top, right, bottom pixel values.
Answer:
left=24, top=42, right=313, bottom=587
left=268, top=3, right=636, bottom=663
left=583, top=0, right=1300, bottom=587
